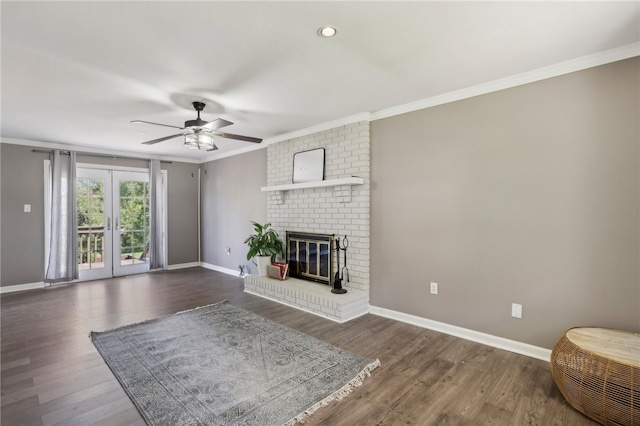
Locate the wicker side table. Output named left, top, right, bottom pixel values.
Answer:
left=551, top=327, right=640, bottom=426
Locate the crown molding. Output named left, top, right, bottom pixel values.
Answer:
left=371, top=43, right=640, bottom=121
left=0, top=137, right=201, bottom=164
left=200, top=142, right=266, bottom=162
left=201, top=112, right=372, bottom=162
left=205, top=43, right=638, bottom=163
left=262, top=112, right=372, bottom=146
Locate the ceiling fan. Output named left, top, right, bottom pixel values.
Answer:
left=132, top=101, right=262, bottom=151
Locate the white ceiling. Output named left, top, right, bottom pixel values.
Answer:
left=2, top=1, right=639, bottom=162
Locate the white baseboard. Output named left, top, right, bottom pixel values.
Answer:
left=199, top=262, right=242, bottom=277
left=0, top=281, right=46, bottom=294
left=368, top=305, right=551, bottom=362
left=166, top=262, right=200, bottom=271
left=0, top=264, right=235, bottom=293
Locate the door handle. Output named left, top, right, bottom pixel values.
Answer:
left=106, top=217, right=111, bottom=231
left=115, top=217, right=119, bottom=231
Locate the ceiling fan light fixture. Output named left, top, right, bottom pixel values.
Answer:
left=184, top=131, right=215, bottom=151
left=135, top=101, right=262, bottom=149
left=318, top=26, right=337, bottom=38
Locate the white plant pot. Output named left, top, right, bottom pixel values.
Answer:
left=256, top=256, right=272, bottom=277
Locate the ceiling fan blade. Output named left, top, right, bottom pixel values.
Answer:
left=131, top=120, right=184, bottom=130
left=202, top=118, right=233, bottom=130
left=141, top=133, right=184, bottom=145
left=213, top=132, right=262, bottom=144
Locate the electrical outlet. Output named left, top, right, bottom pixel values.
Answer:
left=24, top=204, right=31, bottom=213
left=511, top=303, right=522, bottom=319
left=225, top=247, right=231, bottom=255
left=430, top=282, right=438, bottom=295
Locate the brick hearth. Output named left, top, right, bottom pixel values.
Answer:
left=244, top=275, right=368, bottom=323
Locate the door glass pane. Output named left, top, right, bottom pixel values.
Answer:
left=308, top=242, right=318, bottom=275
left=76, top=178, right=105, bottom=270
left=119, top=180, right=150, bottom=266
left=320, top=243, right=329, bottom=277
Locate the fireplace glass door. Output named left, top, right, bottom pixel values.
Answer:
left=287, top=232, right=333, bottom=285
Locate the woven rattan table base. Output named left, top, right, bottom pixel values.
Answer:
left=551, top=328, right=639, bottom=426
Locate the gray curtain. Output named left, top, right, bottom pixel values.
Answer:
left=45, top=150, right=78, bottom=283
left=149, top=159, right=165, bottom=270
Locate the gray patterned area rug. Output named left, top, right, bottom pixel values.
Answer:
left=90, top=301, right=380, bottom=426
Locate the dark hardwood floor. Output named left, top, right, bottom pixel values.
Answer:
left=1, top=268, right=595, bottom=425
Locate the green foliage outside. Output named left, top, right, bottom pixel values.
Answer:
left=77, top=178, right=149, bottom=266
left=119, top=180, right=149, bottom=262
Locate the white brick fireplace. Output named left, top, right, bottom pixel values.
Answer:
left=243, top=121, right=371, bottom=322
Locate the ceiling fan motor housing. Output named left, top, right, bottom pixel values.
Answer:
left=185, top=101, right=208, bottom=128
left=192, top=101, right=206, bottom=112
left=185, top=118, right=208, bottom=128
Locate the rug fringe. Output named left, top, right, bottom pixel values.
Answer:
left=282, top=358, right=381, bottom=426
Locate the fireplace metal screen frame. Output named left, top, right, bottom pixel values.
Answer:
left=286, top=231, right=334, bottom=285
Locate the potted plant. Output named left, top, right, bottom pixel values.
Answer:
left=244, top=221, right=284, bottom=276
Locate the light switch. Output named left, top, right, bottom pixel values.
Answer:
left=24, top=204, right=31, bottom=213
left=511, top=303, right=522, bottom=319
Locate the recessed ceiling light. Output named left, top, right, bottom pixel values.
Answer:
left=318, top=26, right=337, bottom=38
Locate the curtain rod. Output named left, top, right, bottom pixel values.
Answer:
left=32, top=149, right=172, bottom=164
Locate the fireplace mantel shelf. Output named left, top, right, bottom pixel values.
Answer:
left=261, top=177, right=364, bottom=193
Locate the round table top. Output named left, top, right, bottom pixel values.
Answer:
left=566, top=327, right=640, bottom=367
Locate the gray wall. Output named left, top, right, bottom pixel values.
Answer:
left=0, top=144, right=49, bottom=285
left=200, top=149, right=267, bottom=275
left=370, top=57, right=640, bottom=349
left=0, top=143, right=199, bottom=286
left=163, top=161, right=199, bottom=265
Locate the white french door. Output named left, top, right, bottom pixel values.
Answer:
left=77, top=168, right=151, bottom=280
left=76, top=168, right=112, bottom=280
left=112, top=171, right=150, bottom=277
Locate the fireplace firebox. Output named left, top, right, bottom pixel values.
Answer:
left=286, top=232, right=334, bottom=285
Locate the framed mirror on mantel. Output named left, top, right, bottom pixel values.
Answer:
left=292, top=148, right=325, bottom=184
